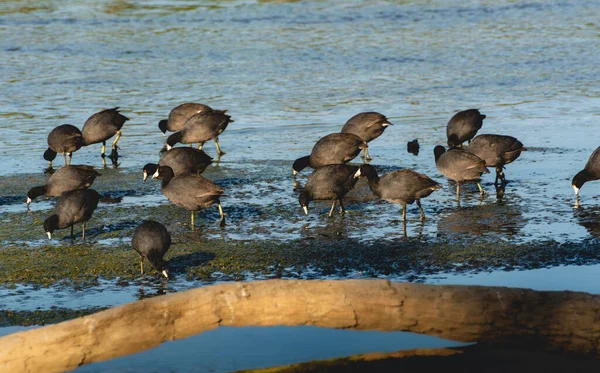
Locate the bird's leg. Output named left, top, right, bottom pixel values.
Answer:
left=70, top=225, right=74, bottom=240
left=82, top=222, right=86, bottom=240
left=402, top=205, right=407, bottom=223
left=62, top=152, right=67, bottom=165
left=339, top=199, right=345, bottom=214
left=112, top=130, right=121, bottom=149
left=140, top=258, right=144, bottom=275
left=477, top=182, right=486, bottom=196
left=218, top=203, right=226, bottom=227
left=68, top=153, right=73, bottom=165
left=101, top=141, right=106, bottom=158
left=498, top=167, right=507, bottom=185
left=197, top=142, right=204, bottom=150
left=456, top=183, right=460, bottom=201
left=190, top=211, right=195, bottom=231
left=416, top=199, right=426, bottom=221
left=215, top=138, right=225, bottom=156
left=329, top=200, right=336, bottom=217
left=360, top=148, right=366, bottom=159
left=365, top=147, right=372, bottom=161
left=48, top=160, right=53, bottom=169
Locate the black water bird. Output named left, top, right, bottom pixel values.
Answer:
left=81, top=107, right=129, bottom=160
left=27, top=165, right=101, bottom=208
left=407, top=139, right=420, bottom=156
left=43, top=124, right=84, bottom=167
left=158, top=102, right=227, bottom=135
left=446, top=109, right=486, bottom=148
left=132, top=220, right=171, bottom=278
left=341, top=112, right=392, bottom=160
left=43, top=189, right=101, bottom=240
left=166, top=111, right=233, bottom=156
left=354, top=164, right=441, bottom=222
left=142, top=148, right=213, bottom=181
left=572, top=146, right=600, bottom=198
left=292, top=133, right=367, bottom=176
left=434, top=145, right=489, bottom=199
left=152, top=166, right=225, bottom=229
left=466, top=134, right=527, bottom=185
left=298, top=164, right=359, bottom=216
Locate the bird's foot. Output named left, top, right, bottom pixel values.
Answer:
left=108, top=148, right=119, bottom=162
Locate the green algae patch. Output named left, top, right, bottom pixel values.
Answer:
left=2, top=234, right=600, bottom=287
left=0, top=307, right=107, bottom=327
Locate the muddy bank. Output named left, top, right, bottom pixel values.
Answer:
left=1, top=234, right=599, bottom=288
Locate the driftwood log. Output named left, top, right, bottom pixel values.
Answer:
left=1, top=279, right=600, bottom=373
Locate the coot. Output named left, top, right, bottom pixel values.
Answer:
left=158, top=102, right=227, bottom=135
left=292, top=133, right=367, bottom=176
left=43, top=189, right=101, bottom=240
left=434, top=145, right=489, bottom=198
left=132, top=220, right=171, bottom=278
left=165, top=111, right=233, bottom=156
left=152, top=166, right=225, bottom=229
left=446, top=109, right=486, bottom=148
left=341, top=112, right=392, bottom=160
left=298, top=164, right=359, bottom=216
left=43, top=124, right=84, bottom=167
left=27, top=165, right=101, bottom=208
left=572, top=146, right=600, bottom=197
left=354, top=164, right=441, bottom=222
left=142, top=148, right=213, bottom=181
left=81, top=107, right=129, bottom=159
left=466, top=134, right=526, bottom=185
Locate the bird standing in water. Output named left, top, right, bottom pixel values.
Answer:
left=81, top=107, right=129, bottom=161
left=43, top=124, right=84, bottom=168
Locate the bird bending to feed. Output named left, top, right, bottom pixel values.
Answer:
left=434, top=145, right=489, bottom=199
left=354, top=164, right=441, bottom=222
left=165, top=110, right=233, bottom=156
left=152, top=165, right=226, bottom=229
left=132, top=220, right=171, bottom=278
left=572, top=146, right=600, bottom=198
left=27, top=165, right=101, bottom=208
left=43, top=189, right=101, bottom=240
left=466, top=134, right=527, bottom=185
left=341, top=112, right=392, bottom=160
left=292, top=133, right=368, bottom=176
left=43, top=124, right=84, bottom=167
left=158, top=102, right=227, bottom=135
left=298, top=164, right=359, bottom=216
left=142, top=148, right=213, bottom=181
left=446, top=109, right=486, bottom=148
left=81, top=107, right=129, bottom=160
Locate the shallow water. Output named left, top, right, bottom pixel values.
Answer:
left=1, top=0, right=600, bottom=370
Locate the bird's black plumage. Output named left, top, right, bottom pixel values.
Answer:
left=132, top=220, right=171, bottom=278
left=43, top=189, right=101, bottom=240
left=27, top=165, right=100, bottom=208
left=298, top=164, right=359, bottom=216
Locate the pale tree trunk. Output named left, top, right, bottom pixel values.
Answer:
left=1, top=279, right=600, bottom=373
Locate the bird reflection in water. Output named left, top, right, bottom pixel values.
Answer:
left=437, top=201, right=524, bottom=240
left=573, top=205, right=600, bottom=239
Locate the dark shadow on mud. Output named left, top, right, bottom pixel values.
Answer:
left=168, top=251, right=216, bottom=273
